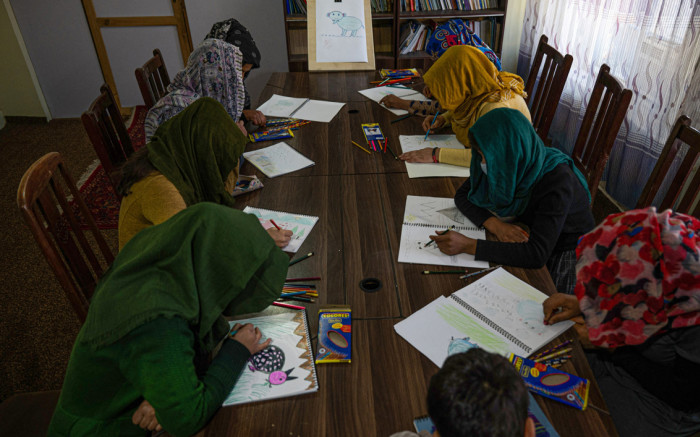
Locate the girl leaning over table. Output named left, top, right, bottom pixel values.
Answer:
left=430, top=108, right=594, bottom=295
left=542, top=207, right=700, bottom=437
left=397, top=45, right=531, bottom=167
left=117, top=97, right=291, bottom=251
left=48, top=203, right=288, bottom=436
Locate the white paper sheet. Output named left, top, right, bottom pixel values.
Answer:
left=394, top=269, right=574, bottom=366
left=316, top=1, right=368, bottom=62
left=399, top=135, right=471, bottom=178
left=243, top=206, right=319, bottom=253
left=398, top=195, right=488, bottom=268
left=242, top=142, right=315, bottom=178
left=357, top=86, right=430, bottom=116
left=256, top=94, right=345, bottom=123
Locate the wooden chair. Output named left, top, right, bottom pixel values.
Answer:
left=636, top=115, right=700, bottom=216
left=571, top=64, right=633, bottom=204
left=81, top=83, right=134, bottom=195
left=524, top=35, right=573, bottom=143
left=17, top=152, right=114, bottom=323
left=135, top=48, right=171, bottom=109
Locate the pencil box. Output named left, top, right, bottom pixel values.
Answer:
left=509, top=353, right=589, bottom=410
left=248, top=129, right=294, bottom=142
left=315, top=306, right=351, bottom=364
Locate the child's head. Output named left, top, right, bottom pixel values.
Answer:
left=427, top=349, right=533, bottom=437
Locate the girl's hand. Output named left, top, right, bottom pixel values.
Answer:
left=131, top=400, right=162, bottom=432
left=572, top=316, right=593, bottom=348
left=484, top=218, right=529, bottom=243
left=430, top=231, right=477, bottom=255
left=379, top=94, right=410, bottom=110
left=542, top=293, right=581, bottom=325
left=422, top=114, right=445, bottom=132
left=266, top=228, right=293, bottom=248
left=399, top=147, right=433, bottom=163
left=230, top=323, right=271, bottom=355
left=422, top=85, right=432, bottom=98
left=236, top=120, right=248, bottom=137
left=242, top=109, right=267, bottom=126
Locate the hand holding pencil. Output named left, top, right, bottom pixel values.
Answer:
left=422, top=113, right=445, bottom=134
left=266, top=221, right=293, bottom=248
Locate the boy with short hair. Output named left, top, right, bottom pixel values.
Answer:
left=392, top=348, right=535, bottom=437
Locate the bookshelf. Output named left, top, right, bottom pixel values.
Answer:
left=283, top=0, right=508, bottom=71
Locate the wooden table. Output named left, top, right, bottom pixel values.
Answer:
left=196, top=72, right=618, bottom=437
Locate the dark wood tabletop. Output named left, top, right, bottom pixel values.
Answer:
left=195, top=72, right=618, bottom=437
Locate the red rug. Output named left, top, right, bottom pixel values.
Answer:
left=77, top=105, right=147, bottom=229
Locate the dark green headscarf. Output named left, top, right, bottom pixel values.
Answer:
left=81, top=202, right=287, bottom=352
left=148, top=97, right=247, bottom=208
left=467, top=108, right=590, bottom=217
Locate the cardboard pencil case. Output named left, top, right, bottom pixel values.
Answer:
left=315, top=306, right=351, bottom=364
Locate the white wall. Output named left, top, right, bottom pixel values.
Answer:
left=9, top=0, right=289, bottom=118
left=501, top=0, right=526, bottom=74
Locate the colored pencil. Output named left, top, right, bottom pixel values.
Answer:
left=543, top=356, right=571, bottom=367
left=289, top=251, right=314, bottom=266
left=270, top=219, right=282, bottom=230
left=459, top=265, right=502, bottom=280
left=424, top=225, right=455, bottom=247
left=391, top=114, right=412, bottom=123
left=281, top=291, right=308, bottom=297
left=351, top=140, right=371, bottom=154
left=383, top=138, right=387, bottom=153
left=424, top=111, right=440, bottom=141
left=422, top=270, right=466, bottom=275
left=279, top=296, right=315, bottom=303
left=375, top=78, right=390, bottom=87
left=286, top=276, right=321, bottom=282
left=531, top=340, right=573, bottom=360
left=386, top=142, right=399, bottom=160
left=272, top=301, right=305, bottom=310
left=284, top=283, right=317, bottom=288
left=534, top=348, right=572, bottom=363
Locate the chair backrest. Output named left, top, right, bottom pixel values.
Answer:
left=636, top=115, right=700, bottom=216
left=81, top=83, right=134, bottom=195
left=135, top=48, right=171, bottom=109
left=524, top=35, right=573, bottom=143
left=571, top=64, right=633, bottom=204
left=17, top=152, right=115, bottom=323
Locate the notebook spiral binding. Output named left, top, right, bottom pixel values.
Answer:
left=403, top=222, right=482, bottom=232
left=450, top=294, right=531, bottom=354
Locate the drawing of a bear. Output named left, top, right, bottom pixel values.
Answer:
left=326, top=11, right=364, bottom=37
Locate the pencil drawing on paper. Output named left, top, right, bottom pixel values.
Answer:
left=436, top=302, right=508, bottom=354
left=326, top=11, right=364, bottom=37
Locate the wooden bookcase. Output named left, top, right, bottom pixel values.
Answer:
left=283, top=0, right=508, bottom=72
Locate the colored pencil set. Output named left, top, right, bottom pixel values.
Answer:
left=358, top=123, right=399, bottom=159
left=248, top=119, right=311, bottom=142
left=277, top=274, right=321, bottom=304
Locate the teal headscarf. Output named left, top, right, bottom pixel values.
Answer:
left=467, top=108, right=590, bottom=217
left=81, top=202, right=288, bottom=352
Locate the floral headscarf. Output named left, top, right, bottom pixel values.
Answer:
left=575, top=207, right=700, bottom=348
left=144, top=39, right=246, bottom=140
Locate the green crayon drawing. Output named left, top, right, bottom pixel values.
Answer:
left=436, top=303, right=508, bottom=355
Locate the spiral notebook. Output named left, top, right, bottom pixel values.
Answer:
left=223, top=310, right=318, bottom=406
left=398, top=195, right=488, bottom=268
left=394, top=268, right=574, bottom=365
left=243, top=206, right=318, bottom=253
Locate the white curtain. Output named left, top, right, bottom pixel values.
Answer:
left=517, top=0, right=700, bottom=208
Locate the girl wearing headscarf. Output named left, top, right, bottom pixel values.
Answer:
left=543, top=208, right=700, bottom=437
left=399, top=45, right=531, bottom=167
left=118, top=97, right=291, bottom=250
left=48, top=202, right=289, bottom=436
left=430, top=108, right=594, bottom=294
left=144, top=39, right=250, bottom=141
left=206, top=18, right=266, bottom=126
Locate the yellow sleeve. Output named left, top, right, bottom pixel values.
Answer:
left=140, top=175, right=187, bottom=226
left=441, top=110, right=454, bottom=127
left=438, top=148, right=472, bottom=167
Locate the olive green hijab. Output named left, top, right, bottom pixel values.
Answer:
left=81, top=203, right=288, bottom=352
left=147, top=97, right=247, bottom=207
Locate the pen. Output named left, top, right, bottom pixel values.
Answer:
left=424, top=225, right=455, bottom=247
left=424, top=111, right=440, bottom=141
left=459, top=265, right=502, bottom=280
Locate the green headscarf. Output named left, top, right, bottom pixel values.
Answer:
left=81, top=202, right=288, bottom=352
left=147, top=97, right=247, bottom=207
left=467, top=108, right=590, bottom=217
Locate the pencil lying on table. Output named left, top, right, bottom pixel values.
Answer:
left=422, top=270, right=466, bottom=275
left=459, top=265, right=502, bottom=279
left=351, top=141, right=371, bottom=154
left=289, top=251, right=314, bottom=266
left=391, top=114, right=412, bottom=123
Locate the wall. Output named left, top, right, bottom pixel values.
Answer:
left=9, top=0, right=289, bottom=118
left=0, top=1, right=47, bottom=117
left=501, top=0, right=526, bottom=74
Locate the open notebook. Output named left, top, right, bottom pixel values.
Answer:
left=223, top=310, right=318, bottom=406
left=394, top=268, right=574, bottom=366
left=243, top=206, right=318, bottom=253
left=256, top=94, right=345, bottom=123
left=398, top=195, right=487, bottom=268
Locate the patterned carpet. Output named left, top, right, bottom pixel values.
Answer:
left=76, top=106, right=147, bottom=229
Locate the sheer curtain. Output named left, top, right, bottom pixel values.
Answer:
left=517, top=0, right=700, bottom=208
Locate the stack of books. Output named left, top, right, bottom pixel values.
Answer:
left=371, top=0, right=393, bottom=13
left=398, top=18, right=500, bottom=54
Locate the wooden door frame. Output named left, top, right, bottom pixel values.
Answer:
left=81, top=0, right=193, bottom=115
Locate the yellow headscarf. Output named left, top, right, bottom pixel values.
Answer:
left=423, top=45, right=526, bottom=146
